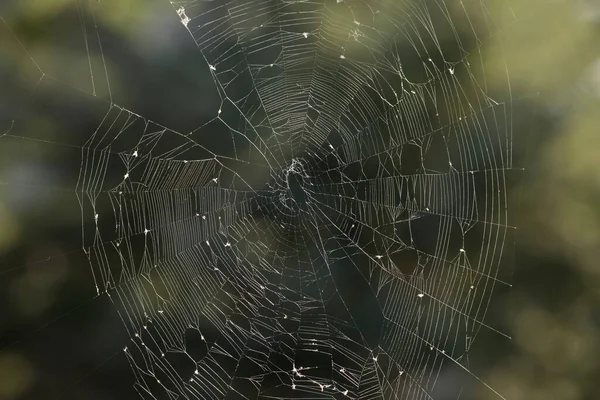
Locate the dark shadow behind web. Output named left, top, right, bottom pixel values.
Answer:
left=0, top=0, right=536, bottom=399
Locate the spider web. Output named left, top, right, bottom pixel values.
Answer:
left=0, top=0, right=521, bottom=399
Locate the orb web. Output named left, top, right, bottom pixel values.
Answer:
left=0, top=0, right=521, bottom=399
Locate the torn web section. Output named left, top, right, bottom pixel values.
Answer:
left=75, top=104, right=279, bottom=399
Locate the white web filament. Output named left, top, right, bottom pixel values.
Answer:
left=0, top=0, right=520, bottom=399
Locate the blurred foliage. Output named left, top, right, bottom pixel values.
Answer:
left=479, top=1, right=600, bottom=399
left=0, top=0, right=599, bottom=399
left=0, top=353, right=34, bottom=399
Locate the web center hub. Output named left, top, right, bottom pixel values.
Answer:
left=281, top=158, right=310, bottom=210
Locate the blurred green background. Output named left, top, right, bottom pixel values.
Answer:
left=1, top=0, right=599, bottom=399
